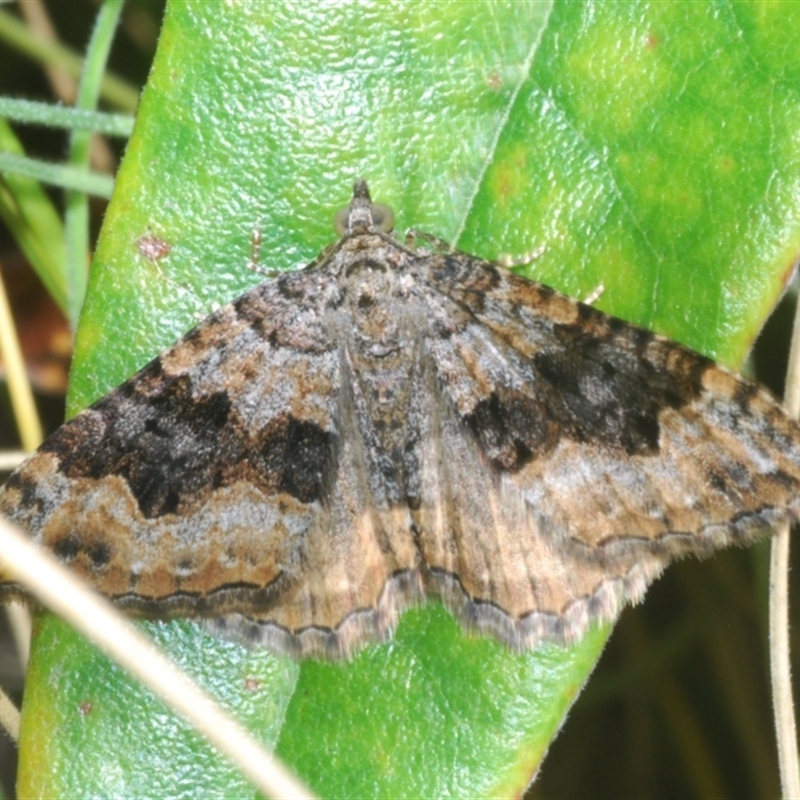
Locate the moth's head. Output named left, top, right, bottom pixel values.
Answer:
left=333, top=179, right=395, bottom=237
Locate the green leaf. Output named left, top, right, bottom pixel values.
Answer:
left=461, top=0, right=800, bottom=370
left=17, top=1, right=800, bottom=797
left=17, top=615, right=298, bottom=798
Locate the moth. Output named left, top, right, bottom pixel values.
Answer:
left=1, top=180, right=799, bottom=659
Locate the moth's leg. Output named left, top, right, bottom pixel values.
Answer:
left=248, top=264, right=284, bottom=279
left=497, top=244, right=547, bottom=269
left=582, top=284, right=605, bottom=306
left=496, top=240, right=602, bottom=305
left=499, top=237, right=602, bottom=305
left=405, top=229, right=455, bottom=254
left=245, top=224, right=283, bottom=279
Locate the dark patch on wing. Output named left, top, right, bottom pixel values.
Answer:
left=525, top=320, right=711, bottom=456
left=460, top=311, right=714, bottom=468
left=2, top=470, right=46, bottom=514
left=768, top=468, right=799, bottom=490
left=40, top=356, right=337, bottom=516
left=233, top=291, right=267, bottom=327
left=259, top=416, right=336, bottom=504
left=48, top=374, right=233, bottom=517
left=465, top=390, right=556, bottom=471
left=52, top=532, right=81, bottom=561
left=88, top=541, right=112, bottom=568
left=428, top=254, right=502, bottom=313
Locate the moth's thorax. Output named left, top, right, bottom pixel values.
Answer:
left=327, top=234, right=422, bottom=504
left=334, top=235, right=416, bottom=355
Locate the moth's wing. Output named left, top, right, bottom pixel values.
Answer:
left=413, top=252, right=800, bottom=648
left=211, top=332, right=425, bottom=657
left=0, top=270, right=420, bottom=657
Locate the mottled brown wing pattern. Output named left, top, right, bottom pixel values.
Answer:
left=406, top=251, right=800, bottom=646
left=211, top=327, right=426, bottom=657
left=0, top=274, right=328, bottom=610
left=2, top=179, right=800, bottom=659
left=0, top=264, right=425, bottom=657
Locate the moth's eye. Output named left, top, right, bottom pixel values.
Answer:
left=332, top=202, right=395, bottom=235
left=370, top=202, right=395, bottom=233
